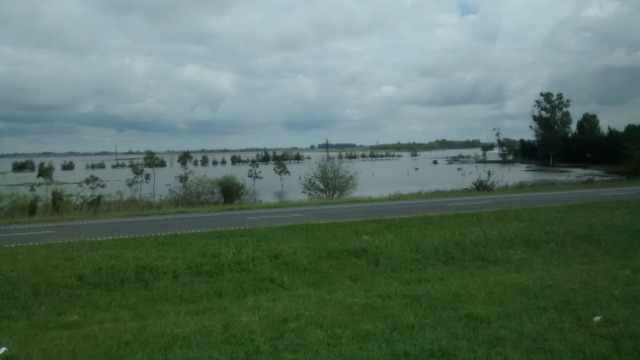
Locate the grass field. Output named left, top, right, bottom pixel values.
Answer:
left=1, top=178, right=639, bottom=225
left=1, top=200, right=640, bottom=358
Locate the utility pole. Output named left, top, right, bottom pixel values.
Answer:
left=326, top=138, right=330, bottom=158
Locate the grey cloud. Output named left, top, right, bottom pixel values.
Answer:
left=0, top=0, right=639, bottom=152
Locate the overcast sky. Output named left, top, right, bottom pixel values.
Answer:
left=1, top=0, right=638, bottom=153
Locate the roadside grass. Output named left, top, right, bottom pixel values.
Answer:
left=1, top=178, right=639, bottom=225
left=1, top=200, right=639, bottom=358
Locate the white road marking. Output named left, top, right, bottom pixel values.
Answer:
left=248, top=214, right=304, bottom=220
left=448, top=202, right=491, bottom=207
left=600, top=192, right=634, bottom=196
left=0, top=231, right=54, bottom=237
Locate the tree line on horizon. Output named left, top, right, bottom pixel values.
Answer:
left=484, top=92, right=639, bottom=176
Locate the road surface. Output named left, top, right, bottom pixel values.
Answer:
left=1, top=187, right=639, bottom=246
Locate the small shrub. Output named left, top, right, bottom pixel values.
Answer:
left=51, top=188, right=67, bottom=214
left=28, top=195, right=41, bottom=216
left=85, top=161, right=107, bottom=170
left=111, top=161, right=128, bottom=169
left=168, top=175, right=221, bottom=206
left=11, top=159, right=36, bottom=172
left=300, top=157, right=359, bottom=199
left=60, top=161, right=75, bottom=171
left=217, top=174, right=249, bottom=204
left=470, top=170, right=499, bottom=191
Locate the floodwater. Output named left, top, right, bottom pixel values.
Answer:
left=0, top=149, right=615, bottom=202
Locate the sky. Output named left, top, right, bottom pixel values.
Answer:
left=1, top=0, right=639, bottom=153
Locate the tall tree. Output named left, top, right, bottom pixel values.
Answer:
left=178, top=151, right=193, bottom=168
left=177, top=151, right=193, bottom=184
left=273, top=160, right=291, bottom=191
left=247, top=159, right=263, bottom=195
left=125, top=164, right=151, bottom=199
left=37, top=161, right=55, bottom=194
left=530, top=92, right=573, bottom=166
left=574, top=113, right=603, bottom=163
left=576, top=113, right=603, bottom=140
left=36, top=161, right=55, bottom=184
left=142, top=151, right=166, bottom=200
left=200, top=155, right=210, bottom=166
left=74, top=175, right=107, bottom=212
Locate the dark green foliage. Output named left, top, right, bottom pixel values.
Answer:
left=493, top=128, right=520, bottom=160
left=27, top=195, right=40, bottom=216
left=258, top=150, right=271, bottom=163
left=51, top=188, right=66, bottom=214
left=216, top=174, right=249, bottom=204
left=11, top=159, right=36, bottom=172
left=273, top=161, right=291, bottom=191
left=211, top=156, right=219, bottom=165
left=143, top=151, right=166, bottom=200
left=480, top=143, right=495, bottom=156
left=142, top=151, right=167, bottom=168
left=85, top=161, right=107, bottom=170
left=230, top=154, right=246, bottom=165
left=36, top=161, right=55, bottom=183
left=111, top=161, right=128, bottom=169
left=530, top=92, right=573, bottom=166
left=300, top=157, right=359, bottom=199
left=519, top=139, right=538, bottom=160
left=371, top=139, right=487, bottom=151
left=247, top=159, right=263, bottom=193
left=74, top=175, right=107, bottom=212
left=293, top=151, right=303, bottom=162
left=470, top=170, right=499, bottom=191
left=200, top=155, right=209, bottom=166
left=519, top=93, right=638, bottom=167
left=60, top=161, right=75, bottom=171
left=220, top=156, right=228, bottom=165
left=126, top=164, right=151, bottom=199
left=178, top=151, right=193, bottom=168
left=410, top=150, right=419, bottom=157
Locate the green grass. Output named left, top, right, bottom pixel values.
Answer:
left=1, top=178, right=639, bottom=225
left=1, top=200, right=639, bottom=358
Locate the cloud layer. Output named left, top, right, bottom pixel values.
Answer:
left=1, top=0, right=638, bottom=152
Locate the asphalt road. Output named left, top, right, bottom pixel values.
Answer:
left=1, top=187, right=639, bottom=246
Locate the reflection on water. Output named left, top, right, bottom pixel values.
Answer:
left=0, top=149, right=616, bottom=202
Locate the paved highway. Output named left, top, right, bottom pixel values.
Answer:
left=1, top=187, right=639, bottom=246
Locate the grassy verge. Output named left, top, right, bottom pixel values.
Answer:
left=1, top=178, right=639, bottom=225
left=1, top=200, right=639, bottom=358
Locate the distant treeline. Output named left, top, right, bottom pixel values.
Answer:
left=316, top=143, right=362, bottom=149
left=1, top=147, right=311, bottom=158
left=518, top=123, right=639, bottom=165
left=230, top=151, right=305, bottom=165
left=370, top=139, right=487, bottom=151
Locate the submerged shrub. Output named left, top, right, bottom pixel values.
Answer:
left=217, top=174, right=249, bottom=204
